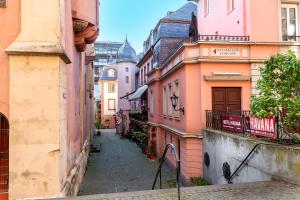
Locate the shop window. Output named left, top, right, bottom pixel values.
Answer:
left=281, top=4, right=298, bottom=41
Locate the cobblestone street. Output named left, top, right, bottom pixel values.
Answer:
left=78, top=129, right=176, bottom=195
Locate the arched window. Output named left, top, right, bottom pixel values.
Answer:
left=108, top=69, right=115, bottom=77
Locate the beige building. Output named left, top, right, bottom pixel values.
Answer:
left=0, top=0, right=99, bottom=200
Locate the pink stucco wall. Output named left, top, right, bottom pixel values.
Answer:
left=198, top=0, right=281, bottom=42
left=0, top=0, right=21, bottom=118
left=117, top=62, right=137, bottom=111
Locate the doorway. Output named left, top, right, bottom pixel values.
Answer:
left=212, top=87, right=241, bottom=111
left=0, top=113, right=9, bottom=200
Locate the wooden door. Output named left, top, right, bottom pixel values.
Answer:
left=212, top=87, right=241, bottom=111
left=0, top=113, right=8, bottom=200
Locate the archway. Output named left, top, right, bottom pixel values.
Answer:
left=0, top=113, right=9, bottom=200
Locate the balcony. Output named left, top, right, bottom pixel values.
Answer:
left=198, top=35, right=250, bottom=42
left=129, top=111, right=148, bottom=123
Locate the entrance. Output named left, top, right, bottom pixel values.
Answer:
left=212, top=87, right=241, bottom=111
left=0, top=113, right=9, bottom=200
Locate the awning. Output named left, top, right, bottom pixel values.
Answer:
left=129, top=85, right=148, bottom=101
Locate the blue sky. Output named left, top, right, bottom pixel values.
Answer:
left=99, top=0, right=186, bottom=53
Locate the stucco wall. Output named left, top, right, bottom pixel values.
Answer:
left=116, top=62, right=137, bottom=111
left=0, top=0, right=20, bottom=117
left=204, top=129, right=300, bottom=185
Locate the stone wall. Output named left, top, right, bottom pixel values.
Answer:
left=203, top=129, right=300, bottom=185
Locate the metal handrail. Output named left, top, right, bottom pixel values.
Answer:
left=228, top=143, right=262, bottom=184
left=152, top=143, right=181, bottom=200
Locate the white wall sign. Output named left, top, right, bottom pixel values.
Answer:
left=211, top=48, right=240, bottom=57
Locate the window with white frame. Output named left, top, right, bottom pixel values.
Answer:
left=168, top=84, right=173, bottom=117
left=108, top=83, right=116, bottom=93
left=108, top=99, right=116, bottom=110
left=163, top=87, right=167, bottom=116
left=204, top=0, right=209, bottom=16
left=281, top=4, right=298, bottom=41
left=174, top=81, right=180, bottom=118
left=149, top=91, right=154, bottom=114
left=227, top=0, right=234, bottom=13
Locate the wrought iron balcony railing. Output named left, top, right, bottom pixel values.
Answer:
left=198, top=35, right=250, bottom=42
left=129, top=111, right=148, bottom=122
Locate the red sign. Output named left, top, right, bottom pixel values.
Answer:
left=222, top=115, right=243, bottom=133
left=247, top=116, right=276, bottom=139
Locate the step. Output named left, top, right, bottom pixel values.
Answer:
left=68, top=181, right=300, bottom=200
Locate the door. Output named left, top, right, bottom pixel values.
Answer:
left=0, top=113, right=9, bottom=200
left=212, top=87, right=241, bottom=111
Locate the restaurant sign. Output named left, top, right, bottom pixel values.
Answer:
left=222, top=115, right=243, bottom=133
left=246, top=116, right=276, bottom=139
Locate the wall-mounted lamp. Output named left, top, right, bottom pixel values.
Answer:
left=170, top=93, right=185, bottom=115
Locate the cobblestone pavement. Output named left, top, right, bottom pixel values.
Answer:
left=78, top=129, right=176, bottom=195
left=75, top=181, right=300, bottom=200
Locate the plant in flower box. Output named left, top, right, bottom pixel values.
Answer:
left=104, top=119, right=111, bottom=128
left=147, top=141, right=156, bottom=160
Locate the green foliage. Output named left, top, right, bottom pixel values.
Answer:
left=191, top=177, right=210, bottom=186
left=251, top=51, right=300, bottom=132
left=94, top=118, right=105, bottom=129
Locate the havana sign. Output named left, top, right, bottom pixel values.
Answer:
left=211, top=48, right=240, bottom=57
left=246, top=116, right=276, bottom=139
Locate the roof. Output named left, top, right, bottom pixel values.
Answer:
left=157, top=23, right=191, bottom=39
left=100, top=65, right=118, bottom=81
left=117, top=38, right=138, bottom=63
left=162, top=2, right=197, bottom=21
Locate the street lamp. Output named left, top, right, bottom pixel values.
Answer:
left=170, top=93, right=185, bottom=115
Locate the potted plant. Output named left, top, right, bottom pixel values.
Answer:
left=94, top=119, right=104, bottom=136
left=105, top=119, right=111, bottom=129
left=147, top=141, right=156, bottom=160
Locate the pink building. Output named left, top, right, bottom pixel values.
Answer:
left=144, top=0, right=300, bottom=185
left=0, top=0, right=99, bottom=199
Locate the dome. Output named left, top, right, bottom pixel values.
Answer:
left=117, top=37, right=137, bottom=63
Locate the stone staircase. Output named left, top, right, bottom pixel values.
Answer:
left=61, top=181, right=300, bottom=200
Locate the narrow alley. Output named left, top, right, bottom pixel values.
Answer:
left=78, top=129, right=176, bottom=195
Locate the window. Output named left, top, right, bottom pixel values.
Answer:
left=0, top=0, right=7, bottom=7
left=149, top=91, right=154, bottom=114
left=174, top=81, right=180, bottom=118
left=108, top=99, right=116, bottom=110
left=227, top=0, right=234, bottom=13
left=126, top=67, right=129, bottom=72
left=204, top=0, right=209, bottom=16
left=108, top=69, right=115, bottom=77
left=126, top=76, right=129, bottom=84
left=163, top=87, right=167, bottom=116
left=281, top=4, right=298, bottom=41
left=168, top=84, right=173, bottom=117
left=108, top=83, right=116, bottom=93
